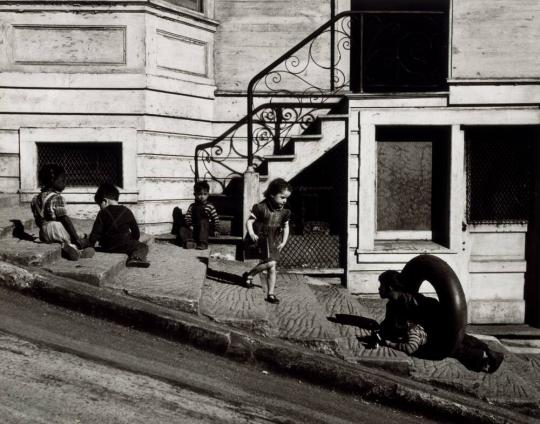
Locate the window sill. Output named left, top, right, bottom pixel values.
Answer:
left=19, top=188, right=139, bottom=204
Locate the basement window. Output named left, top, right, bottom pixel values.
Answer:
left=37, top=143, right=123, bottom=188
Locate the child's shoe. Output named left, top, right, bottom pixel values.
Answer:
left=196, top=242, right=208, bottom=250
left=265, top=294, right=280, bottom=304
left=126, top=256, right=150, bottom=268
left=61, top=242, right=80, bottom=261
left=184, top=239, right=197, bottom=249
left=80, top=247, right=96, bottom=259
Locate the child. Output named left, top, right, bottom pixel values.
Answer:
left=83, top=183, right=150, bottom=268
left=179, top=181, right=219, bottom=250
left=243, top=178, right=291, bottom=304
left=31, top=164, right=95, bottom=261
left=375, top=270, right=504, bottom=373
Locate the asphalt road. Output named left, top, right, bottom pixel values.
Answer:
left=0, top=287, right=443, bottom=423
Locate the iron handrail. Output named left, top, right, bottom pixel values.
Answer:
left=246, top=9, right=445, bottom=166
left=194, top=101, right=332, bottom=181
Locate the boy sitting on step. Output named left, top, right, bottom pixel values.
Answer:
left=81, top=183, right=150, bottom=268
left=178, top=181, right=219, bottom=250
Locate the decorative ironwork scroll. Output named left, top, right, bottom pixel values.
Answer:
left=196, top=9, right=448, bottom=189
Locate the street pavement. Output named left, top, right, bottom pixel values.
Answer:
left=0, top=287, right=442, bottom=424
left=0, top=200, right=538, bottom=422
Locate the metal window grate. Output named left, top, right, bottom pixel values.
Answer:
left=466, top=132, right=532, bottom=225
left=280, top=233, right=340, bottom=269
left=37, top=143, right=123, bottom=188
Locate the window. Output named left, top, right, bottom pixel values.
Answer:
left=350, top=0, right=449, bottom=92
left=165, top=0, right=203, bottom=13
left=37, top=143, right=123, bottom=188
left=376, top=126, right=450, bottom=245
left=466, top=127, right=535, bottom=224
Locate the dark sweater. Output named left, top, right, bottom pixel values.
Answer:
left=88, top=205, right=140, bottom=250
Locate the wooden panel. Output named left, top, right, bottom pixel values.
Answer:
left=452, top=0, right=540, bottom=78
left=13, top=26, right=126, bottom=65
left=0, top=130, right=19, bottom=154
left=0, top=155, right=19, bottom=177
left=156, top=30, right=207, bottom=76
left=214, top=0, right=329, bottom=91
left=469, top=272, right=524, bottom=300
left=470, top=232, right=526, bottom=259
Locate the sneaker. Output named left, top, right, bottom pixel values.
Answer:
left=62, top=243, right=80, bottom=261
left=126, top=257, right=150, bottom=268
left=80, top=247, right=96, bottom=259
left=184, top=240, right=197, bottom=249
left=486, top=349, right=504, bottom=374
left=196, top=243, right=208, bottom=250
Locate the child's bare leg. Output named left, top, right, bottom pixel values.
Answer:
left=248, top=262, right=269, bottom=277
left=267, top=261, right=277, bottom=295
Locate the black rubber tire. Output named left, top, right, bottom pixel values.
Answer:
left=401, top=254, right=467, bottom=358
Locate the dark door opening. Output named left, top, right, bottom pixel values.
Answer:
left=282, top=141, right=348, bottom=269
left=350, top=0, right=449, bottom=93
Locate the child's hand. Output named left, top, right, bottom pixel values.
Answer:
left=249, top=233, right=259, bottom=242
left=277, top=242, right=286, bottom=251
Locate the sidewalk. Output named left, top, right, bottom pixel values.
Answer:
left=0, top=204, right=538, bottom=422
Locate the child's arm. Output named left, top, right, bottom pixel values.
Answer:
left=185, top=204, right=193, bottom=229
left=58, top=215, right=82, bottom=246
left=384, top=325, right=427, bottom=355
left=85, top=211, right=104, bottom=247
left=246, top=217, right=258, bottom=242
left=277, top=221, right=289, bottom=251
left=207, top=204, right=220, bottom=235
left=124, top=208, right=140, bottom=240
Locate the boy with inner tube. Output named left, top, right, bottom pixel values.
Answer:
left=372, top=270, right=504, bottom=373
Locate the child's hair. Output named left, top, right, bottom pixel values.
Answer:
left=94, top=183, right=120, bottom=204
left=38, top=164, right=65, bottom=189
left=378, top=270, right=408, bottom=292
left=263, top=178, right=291, bottom=198
left=194, top=180, right=210, bottom=194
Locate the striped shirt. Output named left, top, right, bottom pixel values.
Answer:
left=185, top=201, right=219, bottom=230
left=386, top=324, right=428, bottom=355
left=31, top=190, right=68, bottom=227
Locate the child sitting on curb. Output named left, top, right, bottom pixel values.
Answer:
left=81, top=183, right=150, bottom=268
left=31, top=164, right=95, bottom=261
left=178, top=181, right=219, bottom=250
left=373, top=270, right=504, bottom=373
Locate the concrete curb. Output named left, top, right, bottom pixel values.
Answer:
left=0, top=261, right=531, bottom=424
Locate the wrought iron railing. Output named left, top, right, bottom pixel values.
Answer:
left=196, top=9, right=448, bottom=186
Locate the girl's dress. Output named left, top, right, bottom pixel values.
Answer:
left=31, top=190, right=72, bottom=244
left=248, top=198, right=291, bottom=262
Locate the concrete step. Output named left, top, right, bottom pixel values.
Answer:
left=104, top=242, right=208, bottom=314
left=43, top=252, right=127, bottom=287
left=0, top=238, right=61, bottom=267
left=200, top=258, right=270, bottom=335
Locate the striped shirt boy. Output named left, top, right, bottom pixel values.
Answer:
left=185, top=201, right=220, bottom=232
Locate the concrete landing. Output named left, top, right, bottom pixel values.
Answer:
left=200, top=258, right=270, bottom=335
left=105, top=242, right=208, bottom=314
left=270, top=274, right=341, bottom=356
left=0, top=239, right=61, bottom=267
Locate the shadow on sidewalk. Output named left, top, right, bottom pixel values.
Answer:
left=206, top=267, right=249, bottom=287
left=11, top=220, right=37, bottom=241
left=327, top=313, right=379, bottom=330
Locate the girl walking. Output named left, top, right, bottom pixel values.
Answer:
left=31, top=164, right=94, bottom=261
left=243, top=178, right=291, bottom=303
